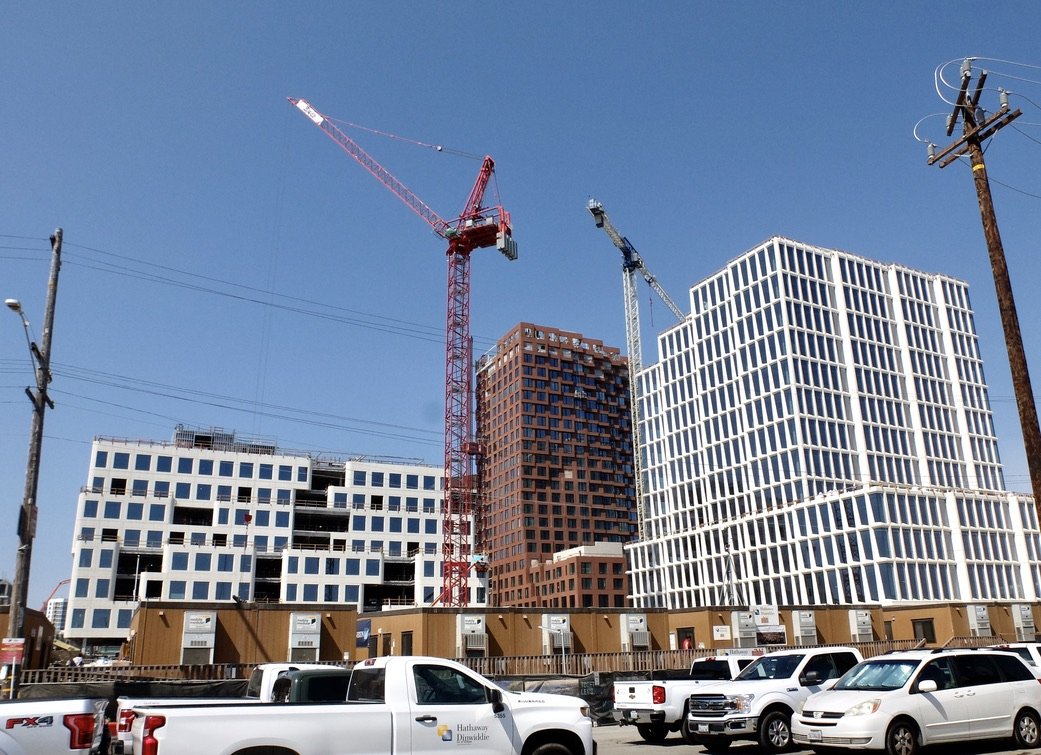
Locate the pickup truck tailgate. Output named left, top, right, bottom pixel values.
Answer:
left=614, top=682, right=658, bottom=706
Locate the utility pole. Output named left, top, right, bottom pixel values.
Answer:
left=6, top=229, right=62, bottom=666
left=927, top=60, right=1041, bottom=513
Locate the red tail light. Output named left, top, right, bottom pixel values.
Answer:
left=141, top=715, right=166, bottom=755
left=118, top=708, right=137, bottom=733
left=652, top=685, right=666, bottom=705
left=63, top=713, right=96, bottom=750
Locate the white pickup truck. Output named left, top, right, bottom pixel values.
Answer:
left=0, top=696, right=108, bottom=754
left=685, top=646, right=863, bottom=753
left=112, top=662, right=335, bottom=755
left=613, top=654, right=756, bottom=742
left=131, top=655, right=594, bottom=755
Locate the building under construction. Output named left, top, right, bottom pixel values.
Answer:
left=475, top=323, right=637, bottom=610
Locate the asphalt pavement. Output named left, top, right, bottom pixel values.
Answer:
left=591, top=723, right=1035, bottom=755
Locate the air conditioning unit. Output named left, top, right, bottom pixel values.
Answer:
left=967, top=605, right=992, bottom=637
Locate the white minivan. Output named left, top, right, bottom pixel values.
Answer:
left=792, top=648, right=1041, bottom=755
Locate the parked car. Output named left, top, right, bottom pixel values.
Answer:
left=613, top=653, right=757, bottom=742
left=686, top=646, right=863, bottom=753
left=987, top=641, right=1041, bottom=672
left=792, top=648, right=1041, bottom=755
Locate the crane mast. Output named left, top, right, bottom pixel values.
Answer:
left=587, top=198, right=684, bottom=536
left=290, top=98, right=517, bottom=607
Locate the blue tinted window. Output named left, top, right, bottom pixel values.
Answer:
left=344, top=585, right=359, bottom=602
left=353, top=470, right=366, bottom=486
left=169, top=581, right=186, bottom=600
left=195, top=553, right=211, bottom=571
left=219, top=461, right=233, bottom=477
left=215, top=582, right=232, bottom=600
left=172, top=553, right=188, bottom=570
left=135, top=454, right=151, bottom=471
left=71, top=609, right=85, bottom=628
left=217, top=485, right=232, bottom=501
left=389, top=473, right=401, bottom=488
left=239, top=462, right=253, bottom=478
left=353, top=515, right=366, bottom=531
left=83, top=500, right=98, bottom=517
left=286, top=584, right=297, bottom=601
left=192, top=582, right=208, bottom=600
left=255, top=510, right=269, bottom=526
left=303, top=584, right=318, bottom=601
left=113, top=453, right=130, bottom=470
left=407, top=519, right=420, bottom=534
left=199, top=459, right=213, bottom=475
left=156, top=455, right=172, bottom=473
left=175, top=482, right=190, bottom=498
left=127, top=502, right=143, bottom=520
left=240, top=555, right=252, bottom=572
left=371, top=517, right=384, bottom=532
left=278, top=465, right=292, bottom=481
left=324, top=585, right=338, bottom=601
left=75, top=579, right=88, bottom=598
left=288, top=556, right=298, bottom=574
left=117, top=609, right=133, bottom=629
left=78, top=548, right=92, bottom=568
left=95, top=451, right=108, bottom=468
left=177, top=457, right=193, bottom=474
left=124, top=530, right=140, bottom=546
left=366, top=559, right=380, bottom=577
left=423, top=476, right=435, bottom=491
left=217, top=508, right=229, bottom=525
left=424, top=561, right=435, bottom=577
left=259, top=464, right=273, bottom=480
left=95, top=579, right=109, bottom=598
left=297, top=466, right=307, bottom=482
left=132, top=479, right=148, bottom=496
left=304, top=557, right=319, bottom=574
left=99, top=549, right=113, bottom=568
left=276, top=511, right=290, bottom=527
left=196, top=484, right=211, bottom=500
left=346, top=559, right=360, bottom=575
left=217, top=554, right=234, bottom=572
left=371, top=472, right=384, bottom=488
left=154, top=481, right=169, bottom=497
left=424, top=519, right=437, bottom=534
left=104, top=501, right=121, bottom=519
left=277, top=490, right=291, bottom=504
left=390, top=518, right=402, bottom=533
left=406, top=474, right=418, bottom=489
left=91, top=609, right=110, bottom=629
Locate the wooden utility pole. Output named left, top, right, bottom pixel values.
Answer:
left=928, top=59, right=1041, bottom=512
left=6, top=229, right=62, bottom=673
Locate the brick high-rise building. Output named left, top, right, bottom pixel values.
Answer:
left=475, top=323, right=637, bottom=608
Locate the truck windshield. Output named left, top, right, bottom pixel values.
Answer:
left=735, top=654, right=803, bottom=681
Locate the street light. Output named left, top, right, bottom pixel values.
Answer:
left=5, top=229, right=62, bottom=689
left=538, top=624, right=569, bottom=676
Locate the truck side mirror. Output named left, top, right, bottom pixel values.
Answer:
left=801, top=670, right=821, bottom=686
left=487, top=687, right=505, bottom=713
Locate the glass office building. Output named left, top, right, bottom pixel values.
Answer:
left=628, top=237, right=1041, bottom=609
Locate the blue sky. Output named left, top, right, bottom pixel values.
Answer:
left=4, top=2, right=1041, bottom=610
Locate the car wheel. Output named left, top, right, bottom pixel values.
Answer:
left=636, top=723, right=668, bottom=742
left=757, top=710, right=792, bottom=752
left=1014, top=708, right=1041, bottom=748
left=680, top=713, right=699, bottom=745
left=884, top=719, right=919, bottom=755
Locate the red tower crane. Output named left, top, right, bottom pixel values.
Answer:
left=289, top=98, right=517, bottom=607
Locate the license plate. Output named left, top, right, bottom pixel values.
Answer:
left=697, top=724, right=709, bottom=733
left=809, top=729, right=823, bottom=742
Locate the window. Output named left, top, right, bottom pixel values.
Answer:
left=259, top=464, right=273, bottom=480
left=423, top=476, right=436, bottom=491
left=199, top=459, right=213, bottom=475
left=83, top=500, right=98, bottom=518
left=178, top=457, right=193, bottom=474
left=92, top=609, right=111, bottom=629
left=304, top=557, right=319, bottom=575
left=239, top=462, right=254, bottom=478
left=278, top=465, right=292, bottom=481
left=353, top=471, right=366, bottom=486
left=192, top=582, right=209, bottom=600
left=113, top=453, right=130, bottom=469
left=169, top=581, right=186, bottom=599
left=195, top=553, right=212, bottom=571
left=156, top=455, right=172, bottom=473
left=303, top=584, right=318, bottom=601
left=217, top=554, right=234, bottom=572
left=172, top=553, right=189, bottom=570
left=371, top=472, right=384, bottom=487
left=95, top=450, right=108, bottom=468
left=412, top=665, right=487, bottom=705
left=104, top=501, right=121, bottom=518
left=324, top=585, right=338, bottom=601
left=219, top=461, right=233, bottom=477
left=99, top=549, right=113, bottom=568
left=135, top=454, right=151, bottom=471
left=149, top=504, right=165, bottom=521
left=71, top=609, right=85, bottom=629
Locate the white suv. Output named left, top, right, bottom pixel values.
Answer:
left=792, top=648, right=1041, bottom=755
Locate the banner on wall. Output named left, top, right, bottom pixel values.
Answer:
left=356, top=619, right=371, bottom=648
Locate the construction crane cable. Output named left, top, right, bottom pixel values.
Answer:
left=325, top=115, right=484, bottom=160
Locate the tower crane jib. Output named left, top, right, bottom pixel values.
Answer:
left=290, top=97, right=517, bottom=608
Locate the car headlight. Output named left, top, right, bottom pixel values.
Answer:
left=726, top=694, right=755, bottom=714
left=844, top=699, right=881, bottom=717
left=579, top=705, right=591, bottom=719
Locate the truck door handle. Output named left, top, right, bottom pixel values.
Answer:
left=415, top=715, right=438, bottom=723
